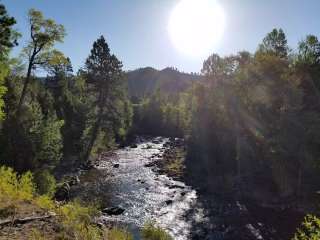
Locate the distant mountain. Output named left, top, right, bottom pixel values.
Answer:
left=126, top=67, right=202, bottom=99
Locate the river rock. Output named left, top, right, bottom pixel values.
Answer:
left=102, top=206, right=125, bottom=215
left=113, top=164, right=120, bottom=168
left=165, top=200, right=173, bottom=205
left=130, top=144, right=138, bottom=148
left=168, top=184, right=185, bottom=189
left=81, top=162, right=95, bottom=170
left=152, top=139, right=161, bottom=144
left=144, top=162, right=155, bottom=167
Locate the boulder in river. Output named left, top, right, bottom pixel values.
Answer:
left=130, top=144, right=138, bottom=148
left=144, top=162, right=155, bottom=167
left=165, top=200, right=173, bottom=205
left=113, top=164, right=120, bottom=168
left=180, top=192, right=187, bottom=196
left=102, top=206, right=125, bottom=215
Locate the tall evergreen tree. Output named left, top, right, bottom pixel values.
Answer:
left=83, top=35, right=128, bottom=162
left=0, top=3, right=17, bottom=120
left=258, top=28, right=289, bottom=59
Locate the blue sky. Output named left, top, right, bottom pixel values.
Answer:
left=3, top=0, right=320, bottom=73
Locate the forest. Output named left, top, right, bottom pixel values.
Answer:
left=1, top=2, right=320, bottom=240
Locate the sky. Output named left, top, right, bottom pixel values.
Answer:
left=3, top=0, right=320, bottom=73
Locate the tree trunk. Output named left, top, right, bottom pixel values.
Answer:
left=16, top=54, right=35, bottom=119
left=0, top=214, right=54, bottom=226
left=83, top=92, right=105, bottom=163
left=83, top=115, right=102, bottom=164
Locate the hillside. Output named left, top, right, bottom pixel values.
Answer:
left=126, top=67, right=202, bottom=99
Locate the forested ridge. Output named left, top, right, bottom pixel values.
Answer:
left=1, top=3, right=320, bottom=240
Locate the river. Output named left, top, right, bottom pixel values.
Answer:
left=71, top=136, right=303, bottom=240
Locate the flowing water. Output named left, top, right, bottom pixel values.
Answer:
left=73, top=137, right=207, bottom=240
left=72, top=137, right=303, bottom=240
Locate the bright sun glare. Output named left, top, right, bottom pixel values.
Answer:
left=168, top=0, right=226, bottom=57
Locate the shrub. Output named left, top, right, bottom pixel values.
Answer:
left=34, top=195, right=55, bottom=211
left=106, top=227, right=133, bottom=240
left=0, top=166, right=35, bottom=207
left=58, top=200, right=101, bottom=240
left=34, top=170, right=56, bottom=197
left=293, top=214, right=320, bottom=240
left=141, top=222, right=173, bottom=240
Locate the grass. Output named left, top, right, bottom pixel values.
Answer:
left=141, top=222, right=173, bottom=240
left=0, top=166, right=102, bottom=240
left=0, top=166, right=173, bottom=240
left=105, top=227, right=133, bottom=240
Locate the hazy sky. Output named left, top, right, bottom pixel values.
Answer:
left=3, top=0, right=320, bottom=73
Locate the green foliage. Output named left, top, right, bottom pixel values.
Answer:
left=82, top=35, right=132, bottom=162
left=0, top=4, right=17, bottom=120
left=141, top=222, right=173, bottom=240
left=0, top=166, right=35, bottom=207
left=34, top=170, right=56, bottom=197
left=0, top=4, right=17, bottom=49
left=106, top=227, right=133, bottom=240
left=293, top=215, right=320, bottom=240
left=258, top=28, right=289, bottom=58
left=17, top=8, right=66, bottom=118
left=34, top=195, right=55, bottom=211
left=132, top=89, right=191, bottom=137
left=58, top=201, right=101, bottom=240
left=31, top=116, right=64, bottom=168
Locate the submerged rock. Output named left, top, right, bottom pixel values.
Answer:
left=102, top=206, right=125, bottom=215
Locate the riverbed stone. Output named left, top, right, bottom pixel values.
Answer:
left=102, top=206, right=125, bottom=215
left=165, top=200, right=173, bottom=205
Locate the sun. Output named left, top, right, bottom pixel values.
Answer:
left=168, top=0, right=226, bottom=57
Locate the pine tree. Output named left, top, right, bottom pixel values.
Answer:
left=83, top=36, right=127, bottom=162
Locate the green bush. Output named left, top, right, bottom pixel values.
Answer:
left=34, top=170, right=56, bottom=197
left=141, top=222, right=173, bottom=240
left=0, top=166, right=35, bottom=207
left=57, top=200, right=101, bottom=240
left=293, top=214, right=320, bottom=240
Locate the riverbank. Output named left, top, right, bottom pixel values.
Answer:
left=152, top=137, right=308, bottom=240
